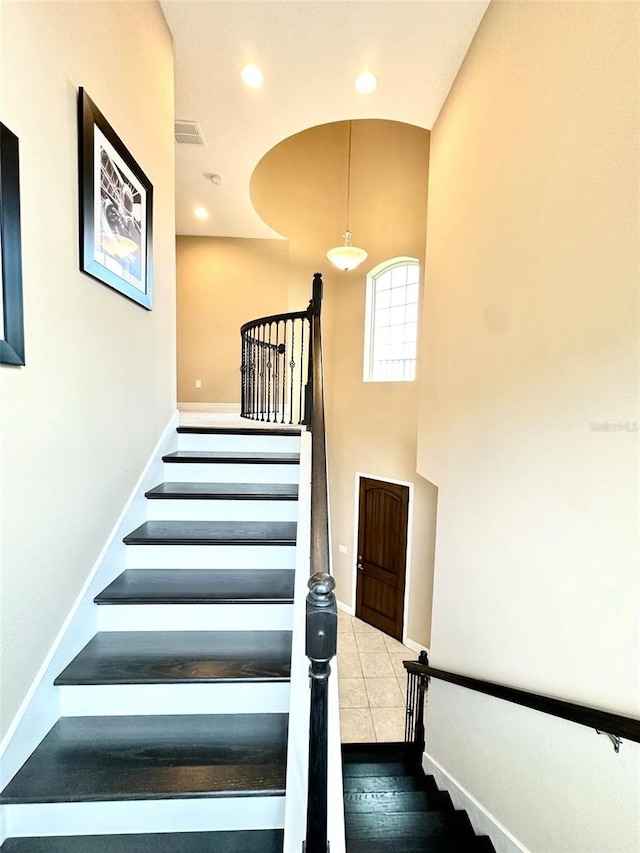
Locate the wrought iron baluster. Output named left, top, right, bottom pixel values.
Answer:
left=403, top=652, right=429, bottom=769
left=253, top=330, right=258, bottom=419
left=259, top=323, right=265, bottom=421
left=273, top=320, right=280, bottom=423
left=266, top=322, right=272, bottom=422
left=289, top=319, right=296, bottom=425
left=298, top=315, right=305, bottom=426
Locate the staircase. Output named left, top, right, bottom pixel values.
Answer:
left=342, top=744, right=495, bottom=853
left=0, top=425, right=301, bottom=851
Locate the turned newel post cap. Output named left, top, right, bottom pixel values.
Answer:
left=307, top=572, right=335, bottom=606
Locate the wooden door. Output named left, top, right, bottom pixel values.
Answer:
left=355, top=477, right=409, bottom=641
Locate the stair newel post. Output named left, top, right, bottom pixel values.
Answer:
left=304, top=572, right=337, bottom=853
left=304, top=273, right=323, bottom=430
left=413, top=650, right=429, bottom=769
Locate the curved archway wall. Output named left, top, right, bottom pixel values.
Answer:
left=176, top=119, right=435, bottom=647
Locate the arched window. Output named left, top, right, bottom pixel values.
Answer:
left=363, top=257, right=420, bottom=382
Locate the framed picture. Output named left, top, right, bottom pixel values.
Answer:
left=0, top=122, right=25, bottom=366
left=78, top=88, right=153, bottom=309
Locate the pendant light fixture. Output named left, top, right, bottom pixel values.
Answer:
left=326, top=121, right=368, bottom=272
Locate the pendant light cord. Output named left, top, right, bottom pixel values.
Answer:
left=345, top=121, right=353, bottom=234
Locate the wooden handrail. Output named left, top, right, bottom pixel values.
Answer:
left=404, top=659, right=640, bottom=744
left=240, top=308, right=308, bottom=334
left=304, top=272, right=336, bottom=853
left=308, top=273, right=330, bottom=575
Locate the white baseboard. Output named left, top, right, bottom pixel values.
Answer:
left=336, top=600, right=355, bottom=615
left=177, top=402, right=241, bottom=413
left=422, top=752, right=529, bottom=853
left=0, top=411, right=180, bottom=797
left=403, top=638, right=429, bottom=656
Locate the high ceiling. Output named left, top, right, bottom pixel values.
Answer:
left=160, top=0, right=490, bottom=239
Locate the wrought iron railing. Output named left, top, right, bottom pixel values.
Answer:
left=403, top=650, right=429, bottom=768
left=240, top=308, right=310, bottom=424
left=403, top=652, right=640, bottom=760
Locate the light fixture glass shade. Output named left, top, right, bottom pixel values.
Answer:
left=326, top=231, right=368, bottom=271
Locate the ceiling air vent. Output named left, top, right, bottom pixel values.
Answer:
left=174, top=120, right=206, bottom=146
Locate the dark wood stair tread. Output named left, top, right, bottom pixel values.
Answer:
left=347, top=836, right=484, bottom=853
left=163, top=451, right=300, bottom=464
left=178, top=426, right=300, bottom=436
left=123, top=521, right=297, bottom=546
left=0, top=714, right=288, bottom=804
left=343, top=775, right=428, bottom=794
left=342, top=760, right=428, bottom=779
left=345, top=810, right=474, bottom=840
left=342, top=742, right=410, bottom=763
left=342, top=744, right=489, bottom=851
left=0, top=829, right=284, bottom=852
left=54, top=631, right=292, bottom=685
left=145, top=482, right=298, bottom=500
left=95, top=570, right=295, bottom=605
left=344, top=788, right=452, bottom=813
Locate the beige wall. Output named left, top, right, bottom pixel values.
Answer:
left=419, top=2, right=639, bottom=850
left=318, top=124, right=434, bottom=647
left=187, top=120, right=434, bottom=646
left=0, top=1, right=176, bottom=737
left=176, top=236, right=289, bottom=403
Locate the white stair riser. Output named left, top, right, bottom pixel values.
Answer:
left=60, top=682, right=290, bottom=717
left=125, top=544, right=297, bottom=569
left=146, top=499, right=298, bottom=522
left=5, top=796, right=285, bottom=837
left=178, top=434, right=300, bottom=453
left=163, top=462, right=299, bottom=484
left=97, top=604, right=293, bottom=631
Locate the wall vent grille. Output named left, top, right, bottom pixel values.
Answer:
left=174, top=120, right=206, bottom=146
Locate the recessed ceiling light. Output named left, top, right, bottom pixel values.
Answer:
left=241, top=64, right=264, bottom=88
left=194, top=207, right=209, bottom=219
left=355, top=71, right=377, bottom=94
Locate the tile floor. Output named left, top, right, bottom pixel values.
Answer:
left=337, top=609, right=417, bottom=743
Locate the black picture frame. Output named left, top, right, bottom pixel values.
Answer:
left=0, top=122, right=25, bottom=366
left=78, top=88, right=153, bottom=309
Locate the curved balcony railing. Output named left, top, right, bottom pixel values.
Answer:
left=240, top=308, right=311, bottom=424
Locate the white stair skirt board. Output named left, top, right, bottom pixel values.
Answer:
left=178, top=433, right=301, bottom=453
left=422, top=753, right=528, bottom=853
left=60, top=682, right=291, bottom=717
left=163, top=462, right=300, bottom=485
left=146, top=499, right=298, bottom=523
left=125, top=544, right=297, bottom=570
left=97, top=604, right=294, bottom=632
left=0, top=411, right=180, bottom=793
left=4, top=796, right=285, bottom=838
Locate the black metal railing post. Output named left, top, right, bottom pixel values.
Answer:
left=303, top=572, right=337, bottom=853
left=404, top=651, right=430, bottom=769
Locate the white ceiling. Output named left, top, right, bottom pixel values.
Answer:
left=160, top=0, right=490, bottom=239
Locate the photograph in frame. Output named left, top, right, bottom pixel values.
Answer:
left=78, top=88, right=153, bottom=309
